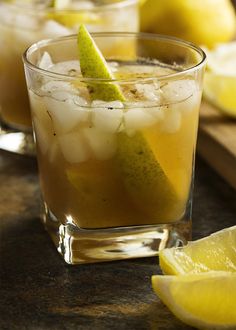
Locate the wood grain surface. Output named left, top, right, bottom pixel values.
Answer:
left=197, top=100, right=236, bottom=190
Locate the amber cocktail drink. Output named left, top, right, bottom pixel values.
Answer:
left=24, top=33, right=206, bottom=263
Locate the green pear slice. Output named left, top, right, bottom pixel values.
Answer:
left=77, top=24, right=125, bottom=102
left=116, top=132, right=185, bottom=221
left=77, top=25, right=183, bottom=222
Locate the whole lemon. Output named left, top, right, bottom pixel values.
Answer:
left=140, top=0, right=236, bottom=48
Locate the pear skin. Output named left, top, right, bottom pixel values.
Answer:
left=77, top=24, right=125, bottom=102
left=116, top=132, right=184, bottom=222
left=77, top=24, right=182, bottom=222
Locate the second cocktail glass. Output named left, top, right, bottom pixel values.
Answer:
left=23, top=32, right=206, bottom=264
left=0, top=0, right=138, bottom=155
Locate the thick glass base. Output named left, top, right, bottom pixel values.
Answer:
left=0, top=125, right=35, bottom=156
left=42, top=207, right=191, bottom=264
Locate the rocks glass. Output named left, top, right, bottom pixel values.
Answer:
left=23, top=33, right=206, bottom=264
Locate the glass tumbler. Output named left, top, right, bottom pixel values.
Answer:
left=23, top=33, right=206, bottom=264
left=0, top=0, right=138, bottom=155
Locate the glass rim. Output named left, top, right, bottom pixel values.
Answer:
left=1, top=0, right=137, bottom=13
left=23, top=32, right=207, bottom=84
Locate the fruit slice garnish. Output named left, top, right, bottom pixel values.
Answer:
left=77, top=24, right=182, bottom=220
left=159, top=225, right=236, bottom=275
left=48, top=0, right=101, bottom=28
left=116, top=132, right=184, bottom=221
left=152, top=271, right=236, bottom=330
left=77, top=24, right=125, bottom=102
left=203, top=42, right=236, bottom=117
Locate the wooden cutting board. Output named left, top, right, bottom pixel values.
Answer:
left=197, top=100, right=236, bottom=190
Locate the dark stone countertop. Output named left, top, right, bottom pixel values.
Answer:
left=0, top=151, right=236, bottom=330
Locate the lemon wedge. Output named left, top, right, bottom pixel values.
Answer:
left=159, top=225, right=236, bottom=275
left=204, top=42, right=236, bottom=117
left=152, top=271, right=236, bottom=330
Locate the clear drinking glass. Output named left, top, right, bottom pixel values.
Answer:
left=23, top=33, right=206, bottom=264
left=0, top=0, right=138, bottom=155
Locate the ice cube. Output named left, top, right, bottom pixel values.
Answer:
left=124, top=108, right=157, bottom=131
left=41, top=80, right=72, bottom=93
left=91, top=100, right=124, bottom=133
left=135, top=83, right=160, bottom=101
left=41, top=80, right=76, bottom=94
left=108, top=61, right=119, bottom=73
left=121, top=64, right=160, bottom=75
left=50, top=61, right=81, bottom=75
left=59, top=132, right=90, bottom=163
left=15, top=13, right=39, bottom=30
left=162, top=80, right=197, bottom=104
left=0, top=8, right=15, bottom=26
left=74, top=95, right=90, bottom=107
left=42, top=20, right=72, bottom=38
left=52, top=0, right=71, bottom=10
left=146, top=106, right=164, bottom=121
left=44, top=96, right=89, bottom=134
left=38, top=52, right=53, bottom=70
left=50, top=91, right=89, bottom=108
left=82, top=127, right=117, bottom=160
left=71, top=1, right=94, bottom=9
left=161, top=108, right=182, bottom=133
left=11, top=12, right=40, bottom=45
left=50, top=91, right=74, bottom=102
left=174, top=90, right=202, bottom=113
left=92, top=107, right=123, bottom=133
left=91, top=100, right=124, bottom=109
